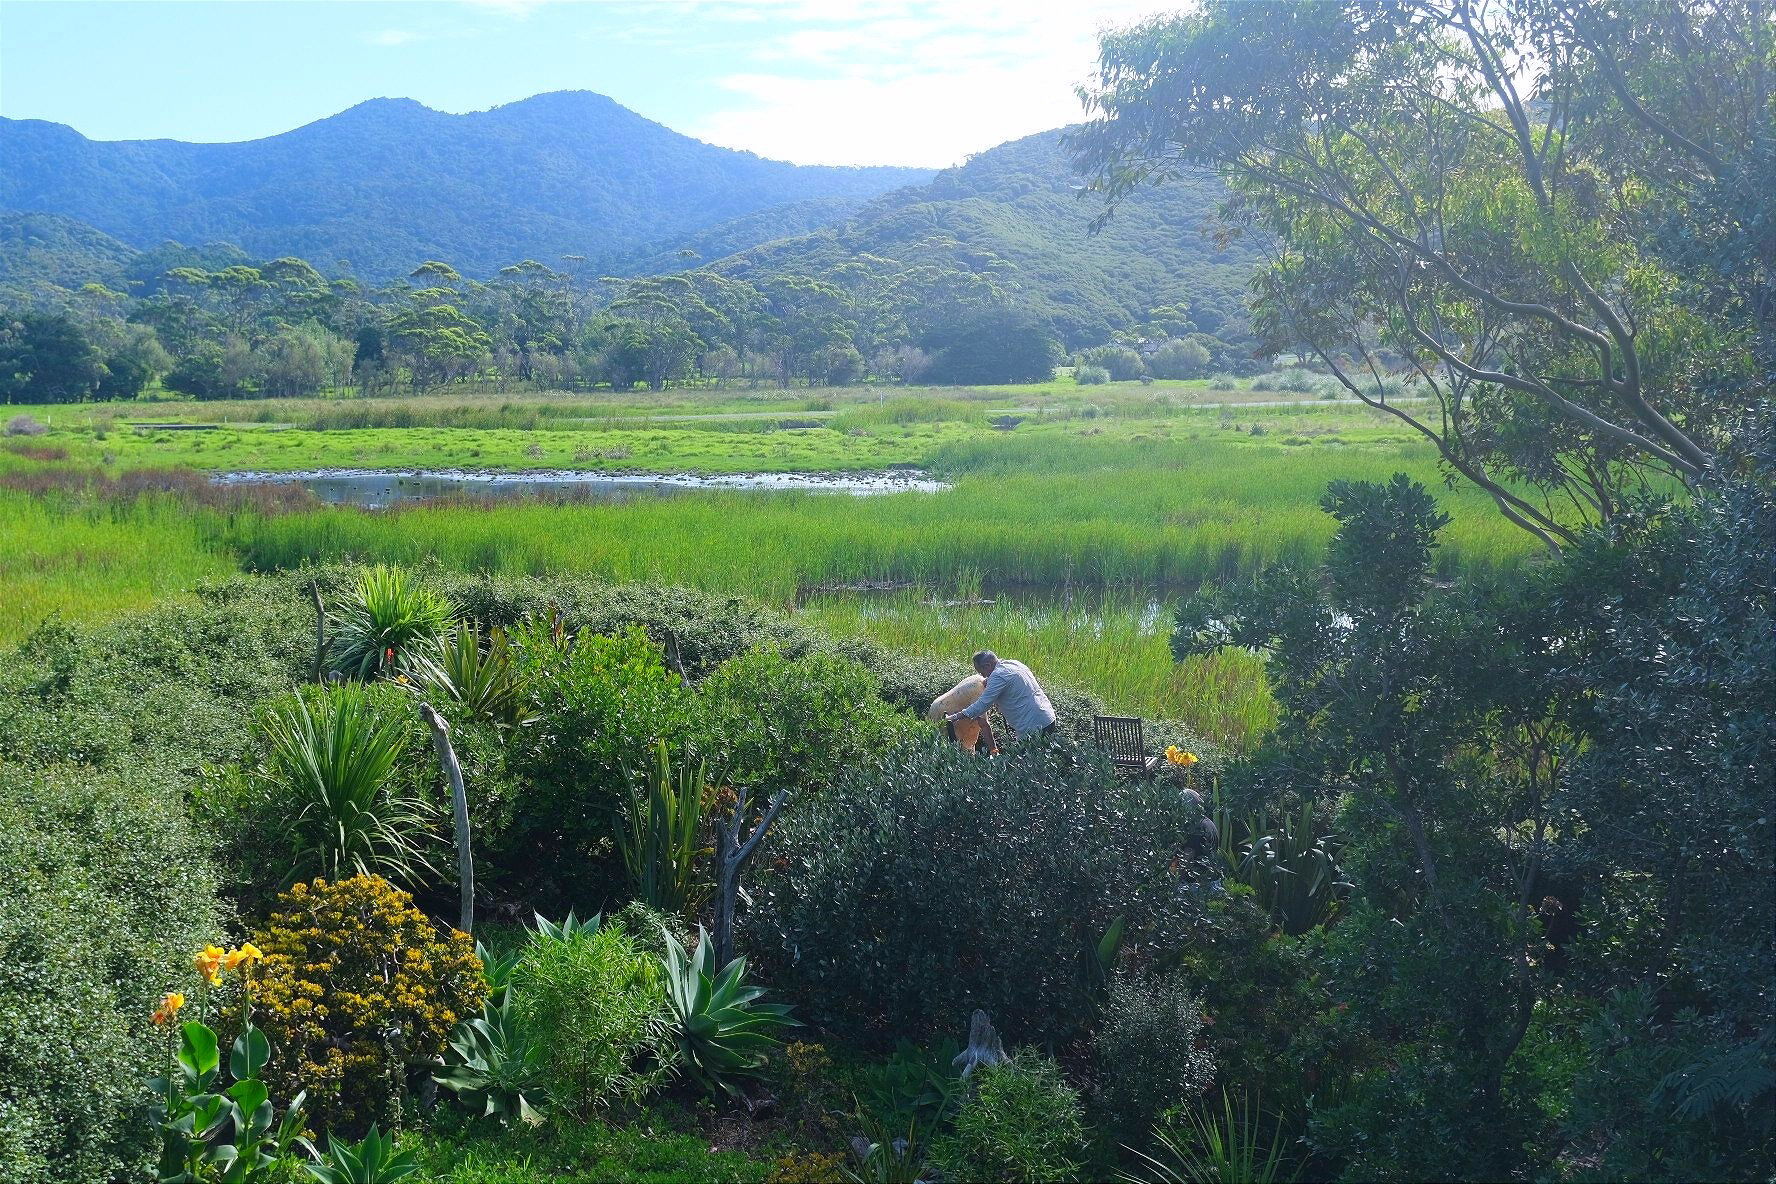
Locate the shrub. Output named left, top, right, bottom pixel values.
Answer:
left=756, top=741, right=1202, bottom=1045
left=1079, top=344, right=1146, bottom=381
left=1149, top=339, right=1213, bottom=379
left=251, top=875, right=486, bottom=1133
left=929, top=1050, right=1087, bottom=1184
left=505, top=624, right=693, bottom=896
left=1171, top=889, right=1341, bottom=1116
left=0, top=583, right=311, bottom=772
left=0, top=763, right=221, bottom=1184
left=254, top=684, right=439, bottom=889
left=765, top=1150, right=848, bottom=1184
left=1075, top=364, right=1111, bottom=385
left=510, top=920, right=672, bottom=1112
left=4, top=413, right=48, bottom=436
left=1094, top=971, right=1215, bottom=1140
left=326, top=565, right=456, bottom=683
left=692, top=645, right=911, bottom=793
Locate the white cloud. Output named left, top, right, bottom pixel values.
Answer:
left=364, top=29, right=424, bottom=47
left=687, top=0, right=1156, bottom=166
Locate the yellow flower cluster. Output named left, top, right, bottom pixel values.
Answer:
left=249, top=874, right=486, bottom=1133
left=1164, top=745, right=1200, bottom=768
left=193, top=941, right=264, bottom=986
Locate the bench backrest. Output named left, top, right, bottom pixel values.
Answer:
left=1092, top=715, right=1148, bottom=766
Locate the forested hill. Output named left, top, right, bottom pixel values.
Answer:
left=691, top=128, right=1265, bottom=348
left=0, top=91, right=932, bottom=281
left=0, top=212, right=138, bottom=302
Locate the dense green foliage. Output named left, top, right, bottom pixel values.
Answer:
left=928, top=1051, right=1088, bottom=1184
left=1176, top=461, right=1774, bottom=1179
left=0, top=763, right=221, bottom=1184
left=1093, top=972, right=1216, bottom=1142
left=756, top=741, right=1203, bottom=1046
left=690, top=646, right=910, bottom=793
left=0, top=212, right=136, bottom=304
left=510, top=922, right=672, bottom=1113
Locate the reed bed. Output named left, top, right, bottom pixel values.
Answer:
left=220, top=432, right=1529, bottom=596
left=0, top=489, right=235, bottom=646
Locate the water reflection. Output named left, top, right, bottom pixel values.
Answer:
left=209, top=468, right=946, bottom=509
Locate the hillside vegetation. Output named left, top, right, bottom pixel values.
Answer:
left=703, top=128, right=1264, bottom=348
left=0, top=91, right=932, bottom=279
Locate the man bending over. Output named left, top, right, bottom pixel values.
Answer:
left=927, top=673, right=996, bottom=754
left=946, top=650, right=1057, bottom=741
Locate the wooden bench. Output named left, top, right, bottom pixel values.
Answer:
left=1093, top=715, right=1160, bottom=779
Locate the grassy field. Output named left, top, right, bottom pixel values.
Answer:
left=0, top=490, right=235, bottom=639
left=2, top=379, right=1535, bottom=748
left=15, top=372, right=1369, bottom=430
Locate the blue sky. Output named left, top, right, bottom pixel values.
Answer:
left=0, top=0, right=1158, bottom=167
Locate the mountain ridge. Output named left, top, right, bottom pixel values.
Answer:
left=0, top=90, right=934, bottom=280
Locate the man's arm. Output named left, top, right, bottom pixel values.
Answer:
left=959, top=667, right=1008, bottom=719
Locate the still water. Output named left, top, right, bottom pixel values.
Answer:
left=209, top=468, right=946, bottom=509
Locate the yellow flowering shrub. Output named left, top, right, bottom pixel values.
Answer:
left=765, top=1151, right=849, bottom=1184
left=250, top=874, right=486, bottom=1133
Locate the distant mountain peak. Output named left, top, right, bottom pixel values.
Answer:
left=0, top=93, right=935, bottom=280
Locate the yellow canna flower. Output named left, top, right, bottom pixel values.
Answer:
left=152, top=991, right=186, bottom=1026
left=195, top=945, right=227, bottom=985
left=1164, top=746, right=1200, bottom=768
left=223, top=942, right=264, bottom=972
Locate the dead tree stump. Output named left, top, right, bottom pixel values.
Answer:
left=952, top=1010, right=1006, bottom=1078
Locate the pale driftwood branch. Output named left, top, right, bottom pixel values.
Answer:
left=419, top=703, right=474, bottom=934
left=712, top=785, right=788, bottom=968
left=309, top=581, right=327, bottom=684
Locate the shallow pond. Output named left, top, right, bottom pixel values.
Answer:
left=209, top=467, right=947, bottom=509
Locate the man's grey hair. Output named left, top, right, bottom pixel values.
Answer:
left=972, top=650, right=998, bottom=672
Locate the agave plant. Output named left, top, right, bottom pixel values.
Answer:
left=302, top=1124, right=421, bottom=1184
left=434, top=991, right=551, bottom=1127
left=326, top=565, right=456, bottom=683
left=422, top=622, right=531, bottom=728
left=258, top=687, right=439, bottom=888
left=531, top=909, right=602, bottom=944
left=1122, top=1091, right=1299, bottom=1184
left=617, top=741, right=711, bottom=918
left=475, top=939, right=523, bottom=1006
left=1228, top=800, right=1350, bottom=936
left=660, top=924, right=799, bottom=1097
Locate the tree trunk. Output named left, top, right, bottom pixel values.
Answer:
left=713, top=786, right=789, bottom=968
left=420, top=703, right=474, bottom=934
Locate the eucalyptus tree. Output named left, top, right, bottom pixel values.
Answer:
left=1076, top=0, right=1773, bottom=547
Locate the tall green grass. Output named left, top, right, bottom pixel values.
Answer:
left=0, top=488, right=234, bottom=646
left=796, top=590, right=1279, bottom=750
left=224, top=433, right=1531, bottom=597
